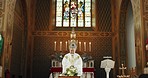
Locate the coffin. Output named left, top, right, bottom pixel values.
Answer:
left=58, top=76, right=80, bottom=78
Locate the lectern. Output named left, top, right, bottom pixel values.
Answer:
left=100, top=57, right=115, bottom=78
left=58, top=76, right=80, bottom=78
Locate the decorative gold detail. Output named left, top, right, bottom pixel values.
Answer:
left=0, top=16, right=3, bottom=30
left=68, top=28, right=78, bottom=49
left=0, top=0, right=5, bottom=10
left=32, top=31, right=113, bottom=37
left=144, top=0, right=148, bottom=12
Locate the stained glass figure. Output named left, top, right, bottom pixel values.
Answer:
left=70, top=0, right=77, bottom=27
left=78, top=0, right=84, bottom=27
left=63, top=0, right=70, bottom=27
left=63, top=0, right=69, bottom=20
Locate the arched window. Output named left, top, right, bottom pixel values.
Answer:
left=56, top=0, right=92, bottom=27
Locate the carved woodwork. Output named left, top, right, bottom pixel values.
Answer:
left=0, top=0, right=5, bottom=31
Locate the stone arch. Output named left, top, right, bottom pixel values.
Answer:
left=118, top=0, right=144, bottom=76
left=118, top=0, right=130, bottom=68
left=2, top=0, right=28, bottom=78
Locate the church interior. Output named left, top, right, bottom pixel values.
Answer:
left=0, top=0, right=148, bottom=78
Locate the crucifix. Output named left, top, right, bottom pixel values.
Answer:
left=119, top=64, right=126, bottom=75
left=117, top=64, right=130, bottom=78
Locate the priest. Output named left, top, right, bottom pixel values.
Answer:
left=62, top=40, right=83, bottom=76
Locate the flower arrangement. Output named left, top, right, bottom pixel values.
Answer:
left=65, top=65, right=78, bottom=76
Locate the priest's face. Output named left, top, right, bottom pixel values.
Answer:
left=69, top=47, right=76, bottom=54
left=69, top=43, right=77, bottom=54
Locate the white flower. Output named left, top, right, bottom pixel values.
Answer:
left=65, top=65, right=78, bottom=76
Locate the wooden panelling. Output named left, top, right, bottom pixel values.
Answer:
left=97, top=0, right=112, bottom=32
left=34, top=0, right=50, bottom=31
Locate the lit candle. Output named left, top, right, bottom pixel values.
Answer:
left=84, top=42, right=86, bottom=51
left=74, top=34, right=76, bottom=38
left=60, top=41, right=62, bottom=51
left=89, top=42, right=91, bottom=52
left=79, top=42, right=81, bottom=51
left=54, top=41, right=56, bottom=51
left=66, top=41, right=67, bottom=51
left=70, top=34, right=72, bottom=38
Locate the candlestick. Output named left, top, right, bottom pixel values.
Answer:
left=66, top=41, right=67, bottom=51
left=79, top=42, right=81, bottom=51
left=89, top=42, right=91, bottom=52
left=60, top=41, right=62, bottom=51
left=54, top=41, right=56, bottom=51
left=84, top=42, right=86, bottom=51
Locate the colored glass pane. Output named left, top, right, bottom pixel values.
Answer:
left=85, top=0, right=91, bottom=27
left=70, top=0, right=77, bottom=27
left=63, top=0, right=70, bottom=27
left=56, top=0, right=92, bottom=27
left=56, top=0, right=63, bottom=27
left=78, top=0, right=84, bottom=27
left=56, top=17, right=62, bottom=27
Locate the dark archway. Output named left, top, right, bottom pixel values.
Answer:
left=118, top=0, right=130, bottom=68
left=10, top=0, right=28, bottom=78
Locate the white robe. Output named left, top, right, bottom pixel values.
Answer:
left=62, top=53, right=83, bottom=76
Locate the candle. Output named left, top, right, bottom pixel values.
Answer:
left=70, top=34, right=72, bottom=38
left=74, top=34, right=76, bottom=38
left=54, top=41, right=56, bottom=51
left=66, top=41, right=67, bottom=51
left=84, top=42, right=86, bottom=51
left=60, top=41, right=62, bottom=51
left=89, top=42, right=91, bottom=52
left=79, top=42, right=81, bottom=51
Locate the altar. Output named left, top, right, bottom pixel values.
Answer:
left=50, top=67, right=95, bottom=78
left=50, top=52, right=95, bottom=78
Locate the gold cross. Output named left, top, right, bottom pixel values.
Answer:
left=119, top=64, right=127, bottom=75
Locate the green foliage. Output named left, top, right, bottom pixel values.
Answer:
left=0, top=34, right=3, bottom=55
left=65, top=65, right=78, bottom=76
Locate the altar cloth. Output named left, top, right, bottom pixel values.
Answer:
left=50, top=67, right=95, bottom=78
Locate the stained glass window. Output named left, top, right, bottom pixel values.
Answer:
left=56, top=0, right=92, bottom=27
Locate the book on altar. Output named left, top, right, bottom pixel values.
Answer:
left=100, top=59, right=115, bottom=68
